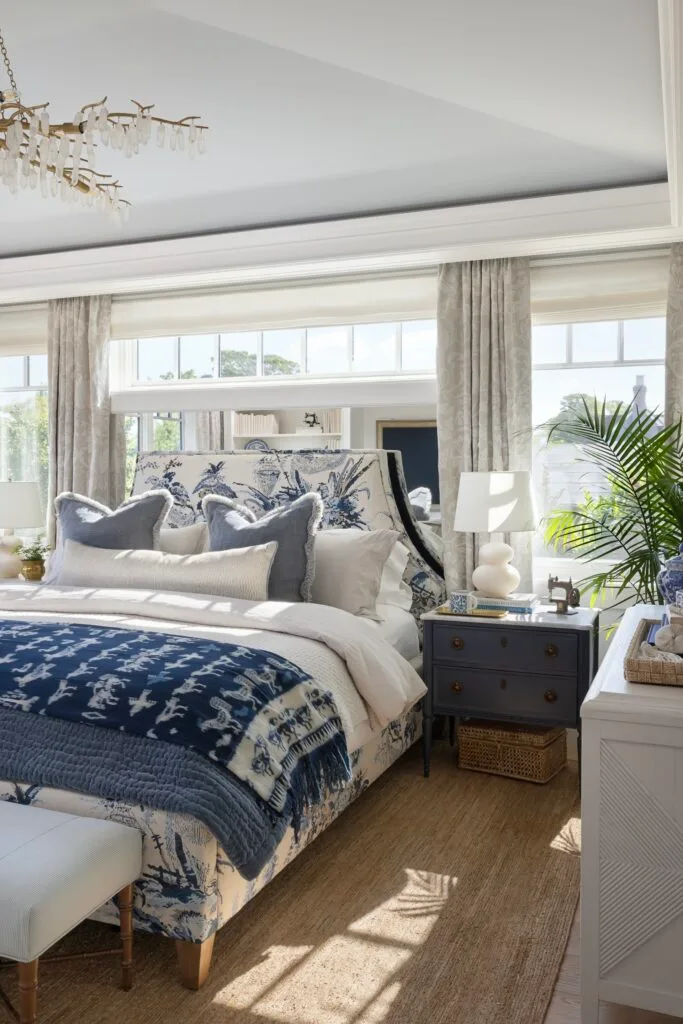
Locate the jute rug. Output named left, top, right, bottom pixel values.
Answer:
left=1, top=744, right=580, bottom=1024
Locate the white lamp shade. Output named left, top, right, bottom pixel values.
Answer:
left=453, top=471, right=537, bottom=534
left=0, top=481, right=44, bottom=530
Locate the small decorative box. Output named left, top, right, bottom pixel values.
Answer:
left=457, top=720, right=567, bottom=783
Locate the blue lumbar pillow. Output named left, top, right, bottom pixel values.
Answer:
left=45, top=490, right=173, bottom=584
left=202, top=492, right=323, bottom=602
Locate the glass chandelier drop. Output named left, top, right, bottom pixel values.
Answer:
left=0, top=25, right=208, bottom=218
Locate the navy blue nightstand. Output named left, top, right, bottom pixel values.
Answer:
left=420, top=606, right=600, bottom=777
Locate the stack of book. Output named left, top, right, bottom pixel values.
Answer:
left=475, top=592, right=539, bottom=615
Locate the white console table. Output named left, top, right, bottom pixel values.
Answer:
left=581, top=604, right=683, bottom=1023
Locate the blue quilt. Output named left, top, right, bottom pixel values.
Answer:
left=0, top=620, right=351, bottom=865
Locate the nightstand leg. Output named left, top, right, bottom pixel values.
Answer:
left=448, top=716, right=456, bottom=747
left=422, top=714, right=433, bottom=777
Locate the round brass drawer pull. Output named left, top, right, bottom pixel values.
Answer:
left=545, top=644, right=559, bottom=658
left=452, top=637, right=465, bottom=650
left=544, top=689, right=558, bottom=703
left=451, top=681, right=463, bottom=694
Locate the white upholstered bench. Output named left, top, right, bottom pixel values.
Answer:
left=0, top=802, right=142, bottom=1024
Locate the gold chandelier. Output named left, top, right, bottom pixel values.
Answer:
left=0, top=25, right=208, bottom=217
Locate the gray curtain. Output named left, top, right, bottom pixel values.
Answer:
left=436, top=258, right=532, bottom=592
left=47, top=295, right=125, bottom=543
left=196, top=411, right=229, bottom=450
left=666, top=243, right=683, bottom=425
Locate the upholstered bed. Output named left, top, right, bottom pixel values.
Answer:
left=0, top=449, right=445, bottom=988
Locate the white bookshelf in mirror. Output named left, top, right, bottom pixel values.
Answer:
left=230, top=408, right=348, bottom=451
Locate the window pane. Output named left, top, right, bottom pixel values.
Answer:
left=306, top=326, right=349, bottom=374
left=0, top=390, right=49, bottom=510
left=263, top=330, right=302, bottom=376
left=571, top=321, right=618, bottom=363
left=28, top=354, right=48, bottom=387
left=352, top=323, right=397, bottom=373
left=179, top=334, right=218, bottom=379
left=0, top=356, right=25, bottom=388
left=137, top=337, right=178, bottom=381
left=532, top=324, right=567, bottom=365
left=623, top=317, right=666, bottom=361
left=124, top=415, right=140, bottom=496
left=153, top=413, right=182, bottom=451
left=219, top=332, right=259, bottom=377
left=533, top=364, right=664, bottom=429
left=401, top=320, right=436, bottom=371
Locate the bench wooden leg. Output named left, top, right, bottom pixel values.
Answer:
left=175, top=935, right=215, bottom=990
left=17, top=960, right=38, bottom=1024
left=118, top=883, right=134, bottom=992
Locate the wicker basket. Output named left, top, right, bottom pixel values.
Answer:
left=457, top=720, right=567, bottom=783
left=623, top=618, right=683, bottom=686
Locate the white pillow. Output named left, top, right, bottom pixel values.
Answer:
left=158, top=523, right=208, bottom=555
left=59, top=538, right=277, bottom=602
left=311, top=528, right=400, bottom=620
left=378, top=540, right=413, bottom=611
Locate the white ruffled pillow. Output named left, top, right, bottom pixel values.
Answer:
left=59, top=538, right=277, bottom=602
left=311, top=529, right=400, bottom=620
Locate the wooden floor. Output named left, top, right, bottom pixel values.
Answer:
left=545, top=913, right=681, bottom=1023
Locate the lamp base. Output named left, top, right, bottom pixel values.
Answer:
left=471, top=541, right=520, bottom=599
left=0, top=533, right=21, bottom=579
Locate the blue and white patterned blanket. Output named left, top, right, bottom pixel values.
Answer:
left=0, top=620, right=351, bottom=873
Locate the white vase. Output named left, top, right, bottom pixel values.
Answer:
left=471, top=541, right=520, bottom=598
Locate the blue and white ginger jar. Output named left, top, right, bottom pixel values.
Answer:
left=656, top=543, right=683, bottom=603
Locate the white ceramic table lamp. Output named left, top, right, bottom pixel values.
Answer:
left=453, top=471, right=537, bottom=598
left=0, top=481, right=44, bottom=578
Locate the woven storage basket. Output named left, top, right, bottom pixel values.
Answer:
left=457, top=720, right=567, bottom=783
left=623, top=618, right=683, bottom=686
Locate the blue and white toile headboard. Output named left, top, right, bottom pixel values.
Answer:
left=131, top=448, right=445, bottom=624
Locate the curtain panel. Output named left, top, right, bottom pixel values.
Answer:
left=195, top=411, right=230, bottom=450
left=436, top=258, right=532, bottom=592
left=47, top=295, right=125, bottom=543
left=666, top=243, right=683, bottom=425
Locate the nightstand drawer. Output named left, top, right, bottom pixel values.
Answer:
left=431, top=622, right=577, bottom=676
left=433, top=666, right=577, bottom=723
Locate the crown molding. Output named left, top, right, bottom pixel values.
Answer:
left=0, top=183, right=678, bottom=305
left=659, top=0, right=683, bottom=226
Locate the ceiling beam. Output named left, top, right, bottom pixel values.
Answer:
left=659, top=0, right=683, bottom=226
left=0, top=183, right=678, bottom=305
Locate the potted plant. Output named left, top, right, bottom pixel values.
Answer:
left=542, top=397, right=683, bottom=613
left=19, top=539, right=50, bottom=582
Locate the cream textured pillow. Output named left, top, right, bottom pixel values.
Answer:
left=59, top=538, right=277, bottom=602
left=378, top=540, right=413, bottom=611
left=311, top=529, right=400, bottom=620
left=158, top=523, right=208, bottom=555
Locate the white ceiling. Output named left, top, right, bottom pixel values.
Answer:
left=0, top=0, right=666, bottom=257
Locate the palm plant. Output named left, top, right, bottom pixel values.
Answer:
left=543, top=397, right=683, bottom=611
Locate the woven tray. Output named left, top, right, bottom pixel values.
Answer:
left=624, top=618, right=683, bottom=686
left=457, top=720, right=567, bottom=784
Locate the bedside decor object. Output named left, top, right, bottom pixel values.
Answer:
left=0, top=481, right=44, bottom=579
left=449, top=590, right=478, bottom=614
left=19, top=539, right=49, bottom=581
left=547, top=575, right=581, bottom=615
left=457, top=720, right=567, bottom=783
left=657, top=544, right=683, bottom=604
left=453, top=471, right=537, bottom=598
left=623, top=617, right=683, bottom=684
left=421, top=605, right=599, bottom=777
left=473, top=592, right=539, bottom=615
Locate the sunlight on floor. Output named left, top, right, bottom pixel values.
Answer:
left=213, top=869, right=455, bottom=1024
left=551, top=816, right=581, bottom=855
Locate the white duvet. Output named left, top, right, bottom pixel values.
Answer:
left=0, top=584, right=426, bottom=748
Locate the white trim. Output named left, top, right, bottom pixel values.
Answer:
left=659, top=0, right=683, bottom=226
left=0, top=184, right=676, bottom=305
left=110, top=373, right=437, bottom=414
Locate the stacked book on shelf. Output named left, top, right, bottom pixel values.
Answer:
left=475, top=593, right=539, bottom=615
left=233, top=413, right=279, bottom=436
